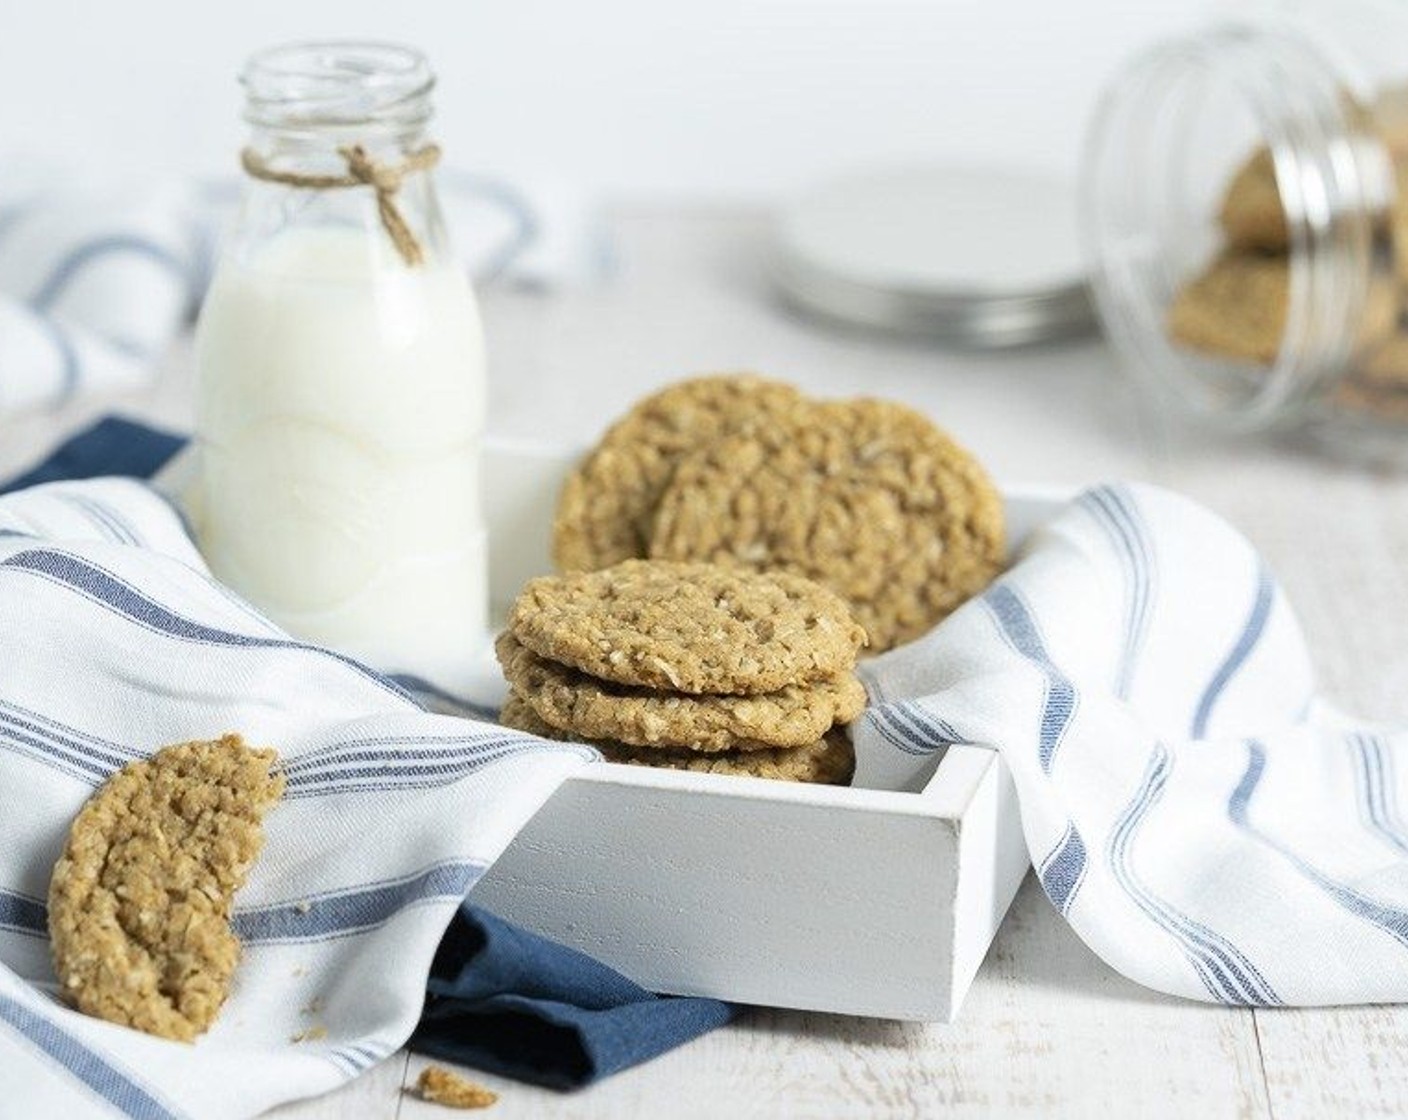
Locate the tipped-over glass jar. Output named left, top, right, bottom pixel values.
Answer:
left=193, top=43, right=487, bottom=691
left=1082, top=0, right=1408, bottom=463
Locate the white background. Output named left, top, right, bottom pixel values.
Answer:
left=0, top=0, right=1208, bottom=199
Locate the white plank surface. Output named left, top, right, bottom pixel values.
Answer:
left=262, top=1054, right=408, bottom=1120
left=5, top=207, right=1408, bottom=1118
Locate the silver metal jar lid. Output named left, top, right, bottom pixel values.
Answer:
left=773, top=165, right=1097, bottom=348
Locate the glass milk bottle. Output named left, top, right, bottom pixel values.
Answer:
left=194, top=43, right=486, bottom=693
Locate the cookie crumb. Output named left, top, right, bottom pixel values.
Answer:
left=295, top=899, right=312, bottom=914
left=414, top=1066, right=498, bottom=1109
left=291, top=1025, right=328, bottom=1043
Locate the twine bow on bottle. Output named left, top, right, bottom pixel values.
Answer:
left=240, top=143, right=442, bottom=266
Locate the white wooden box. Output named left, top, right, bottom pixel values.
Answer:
left=467, top=441, right=1042, bottom=1022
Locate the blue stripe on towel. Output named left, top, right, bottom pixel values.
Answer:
left=1080, top=485, right=1155, bottom=699
left=0, top=548, right=416, bottom=705
left=0, top=992, right=184, bottom=1120
left=0, top=700, right=140, bottom=786
left=282, top=733, right=539, bottom=775
left=322, top=1040, right=395, bottom=1075
left=284, top=736, right=552, bottom=778
left=390, top=674, right=500, bottom=721
left=1038, top=823, right=1088, bottom=915
left=864, top=702, right=962, bottom=756
left=3, top=861, right=487, bottom=946
left=0, top=889, right=46, bottom=936
left=1349, top=733, right=1408, bottom=857
left=35, top=317, right=81, bottom=403
left=890, top=701, right=963, bottom=746
left=282, top=732, right=596, bottom=798
left=1110, top=745, right=1280, bottom=1005
left=0, top=203, right=32, bottom=245
left=0, top=699, right=139, bottom=767
left=1192, top=564, right=1274, bottom=738
left=983, top=584, right=1078, bottom=774
left=324, top=1044, right=379, bottom=1074
left=0, top=697, right=588, bottom=801
left=57, top=492, right=141, bottom=546
left=345, top=1043, right=384, bottom=1063
left=30, top=234, right=190, bottom=314
left=284, top=740, right=588, bottom=799
left=0, top=726, right=107, bottom=785
left=231, top=861, right=485, bottom=944
left=321, top=1049, right=364, bottom=1076
left=1232, top=741, right=1408, bottom=949
left=863, top=707, right=927, bottom=756
left=328, top=1041, right=388, bottom=1072
left=445, top=172, right=542, bottom=282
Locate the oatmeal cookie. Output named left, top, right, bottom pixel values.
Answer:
left=1167, top=251, right=1289, bottom=364
left=1219, top=145, right=1408, bottom=272
left=47, top=734, right=284, bottom=1041
left=508, top=559, right=866, bottom=695
left=1219, top=148, right=1287, bottom=251
left=1393, top=172, right=1408, bottom=286
left=551, top=374, right=804, bottom=572
left=1359, top=327, right=1408, bottom=386
left=496, top=632, right=866, bottom=751
left=500, top=695, right=855, bottom=784
left=648, top=399, right=1004, bottom=652
left=598, top=728, right=855, bottom=784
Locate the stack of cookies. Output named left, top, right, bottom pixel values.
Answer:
left=498, top=559, right=868, bottom=784
left=552, top=374, right=1005, bottom=654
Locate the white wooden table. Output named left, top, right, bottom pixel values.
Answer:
left=7, top=208, right=1408, bottom=1119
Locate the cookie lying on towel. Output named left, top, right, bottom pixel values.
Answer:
left=47, top=734, right=284, bottom=1041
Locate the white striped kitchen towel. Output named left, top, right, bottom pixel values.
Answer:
left=0, top=173, right=601, bottom=418
left=857, top=481, right=1408, bottom=1006
left=0, top=182, right=198, bottom=416
left=3, top=471, right=1405, bottom=1117
left=0, top=477, right=596, bottom=1119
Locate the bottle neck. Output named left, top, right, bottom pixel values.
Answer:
left=231, top=42, right=448, bottom=270
left=240, top=42, right=434, bottom=170
left=244, top=123, right=431, bottom=175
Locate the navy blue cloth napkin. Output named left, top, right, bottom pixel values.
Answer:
left=1, top=415, right=185, bottom=495
left=4, top=414, right=738, bottom=1090
left=415, top=906, right=737, bottom=1089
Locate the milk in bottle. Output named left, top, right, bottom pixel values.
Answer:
left=194, top=44, right=486, bottom=693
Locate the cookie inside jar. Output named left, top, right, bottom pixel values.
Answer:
left=1164, top=84, right=1408, bottom=427
left=1083, top=4, right=1408, bottom=461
